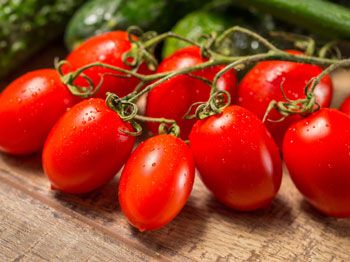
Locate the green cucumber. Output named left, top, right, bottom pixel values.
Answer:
left=0, top=0, right=85, bottom=79
left=64, top=0, right=212, bottom=50
left=162, top=9, right=274, bottom=58
left=232, top=0, right=350, bottom=39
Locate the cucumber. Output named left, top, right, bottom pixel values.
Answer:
left=162, top=11, right=234, bottom=58
left=162, top=9, right=273, bottom=58
left=0, top=0, right=85, bottom=79
left=232, top=0, right=350, bottom=40
left=64, top=0, right=212, bottom=50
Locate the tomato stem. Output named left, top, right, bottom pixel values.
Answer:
left=56, top=25, right=350, bottom=122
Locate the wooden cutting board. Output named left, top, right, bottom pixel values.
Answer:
left=1, top=43, right=350, bottom=262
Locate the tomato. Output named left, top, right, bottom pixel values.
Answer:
left=0, top=69, right=79, bottom=155
left=64, top=31, right=150, bottom=98
left=42, top=98, right=135, bottom=194
left=119, top=134, right=195, bottom=231
left=237, top=50, right=333, bottom=149
left=145, top=46, right=237, bottom=139
left=189, top=105, right=282, bottom=211
left=283, top=108, right=350, bottom=218
left=340, top=95, right=350, bottom=115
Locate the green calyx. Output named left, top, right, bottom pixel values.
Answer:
left=184, top=90, right=231, bottom=120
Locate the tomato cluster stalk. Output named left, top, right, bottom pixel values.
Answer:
left=56, top=25, right=349, bottom=133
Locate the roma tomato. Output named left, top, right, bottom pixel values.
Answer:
left=283, top=108, right=350, bottom=218
left=237, top=50, right=333, bottom=149
left=119, top=134, right=195, bottom=231
left=146, top=46, right=237, bottom=139
left=0, top=69, right=79, bottom=155
left=189, top=105, right=282, bottom=211
left=340, top=95, right=350, bottom=115
left=42, top=98, right=135, bottom=194
left=64, top=31, right=150, bottom=98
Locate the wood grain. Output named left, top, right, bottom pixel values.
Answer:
left=0, top=151, right=349, bottom=262
left=0, top=182, right=160, bottom=262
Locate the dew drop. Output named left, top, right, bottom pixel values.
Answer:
left=152, top=162, right=156, bottom=167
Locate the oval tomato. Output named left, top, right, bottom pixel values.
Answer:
left=340, top=95, right=350, bottom=115
left=0, top=69, right=79, bottom=155
left=64, top=31, right=150, bottom=98
left=189, top=105, right=282, bottom=211
left=146, top=46, right=237, bottom=139
left=42, top=98, right=135, bottom=194
left=283, top=108, right=350, bottom=218
left=119, top=134, right=195, bottom=231
left=237, top=50, right=333, bottom=149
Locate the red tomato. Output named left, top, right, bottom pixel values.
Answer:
left=283, top=108, right=350, bottom=218
left=146, top=46, right=237, bottom=139
left=340, top=95, right=350, bottom=115
left=119, top=134, right=195, bottom=231
left=237, top=50, right=333, bottom=149
left=64, top=31, right=150, bottom=98
left=189, top=105, right=282, bottom=211
left=0, top=69, right=79, bottom=155
left=42, top=98, right=135, bottom=194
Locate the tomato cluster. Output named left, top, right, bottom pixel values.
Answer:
left=0, top=30, right=349, bottom=231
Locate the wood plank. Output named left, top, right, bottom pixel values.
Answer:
left=0, top=179, right=163, bottom=262
left=0, top=152, right=349, bottom=262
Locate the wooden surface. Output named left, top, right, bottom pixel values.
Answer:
left=1, top=43, right=350, bottom=262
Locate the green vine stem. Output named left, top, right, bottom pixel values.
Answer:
left=263, top=58, right=350, bottom=122
left=56, top=25, right=350, bottom=128
left=105, top=92, right=179, bottom=136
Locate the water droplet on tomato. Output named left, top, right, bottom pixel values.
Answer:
left=152, top=162, right=156, bottom=167
left=82, top=121, right=87, bottom=124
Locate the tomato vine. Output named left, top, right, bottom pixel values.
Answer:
left=55, top=25, right=349, bottom=134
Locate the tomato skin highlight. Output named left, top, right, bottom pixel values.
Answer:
left=0, top=69, right=79, bottom=155
left=146, top=46, right=237, bottom=139
left=340, top=95, right=350, bottom=115
left=42, top=98, right=135, bottom=194
left=65, top=31, right=150, bottom=98
left=237, top=50, right=333, bottom=149
left=283, top=108, right=350, bottom=218
left=119, top=134, right=195, bottom=231
left=189, top=105, right=282, bottom=211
